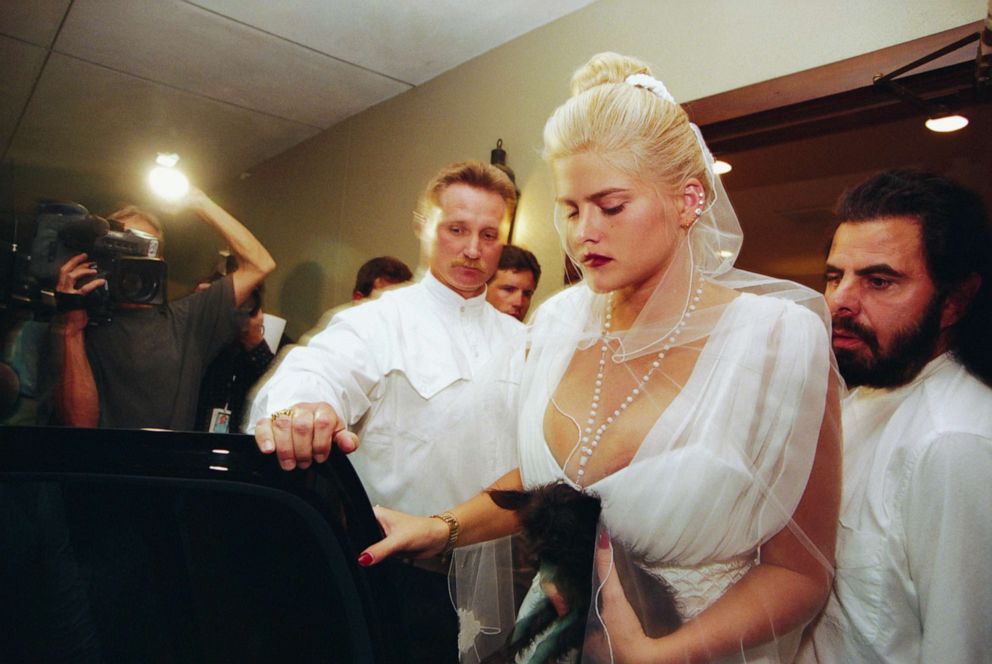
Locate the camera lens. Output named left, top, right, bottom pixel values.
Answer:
left=119, top=270, right=156, bottom=302
left=115, top=258, right=166, bottom=304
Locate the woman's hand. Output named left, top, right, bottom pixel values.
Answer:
left=584, top=532, right=663, bottom=664
left=540, top=577, right=570, bottom=618
left=357, top=506, right=451, bottom=566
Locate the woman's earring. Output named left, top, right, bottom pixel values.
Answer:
left=681, top=201, right=703, bottom=230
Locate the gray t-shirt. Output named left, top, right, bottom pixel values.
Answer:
left=84, top=276, right=241, bottom=430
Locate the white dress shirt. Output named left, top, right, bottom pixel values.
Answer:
left=248, top=271, right=525, bottom=515
left=800, top=354, right=992, bottom=664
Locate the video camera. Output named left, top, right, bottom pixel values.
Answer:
left=5, top=202, right=167, bottom=324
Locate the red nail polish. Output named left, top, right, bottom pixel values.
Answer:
left=598, top=530, right=610, bottom=549
left=357, top=552, right=374, bottom=567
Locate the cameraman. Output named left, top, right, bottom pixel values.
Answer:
left=53, top=188, right=275, bottom=429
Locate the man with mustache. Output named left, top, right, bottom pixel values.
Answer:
left=800, top=170, right=992, bottom=663
left=247, top=161, right=524, bottom=663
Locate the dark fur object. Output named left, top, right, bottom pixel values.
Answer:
left=483, top=483, right=680, bottom=663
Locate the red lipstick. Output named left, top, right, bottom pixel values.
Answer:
left=582, top=253, right=611, bottom=268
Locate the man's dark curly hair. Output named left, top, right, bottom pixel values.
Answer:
left=835, top=169, right=992, bottom=387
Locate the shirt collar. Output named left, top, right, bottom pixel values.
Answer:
left=422, top=270, right=489, bottom=313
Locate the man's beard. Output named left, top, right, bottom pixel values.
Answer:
left=833, top=294, right=945, bottom=389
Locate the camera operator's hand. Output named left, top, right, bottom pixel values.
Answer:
left=253, top=402, right=359, bottom=471
left=57, top=253, right=107, bottom=331
left=58, top=252, right=106, bottom=295
left=54, top=252, right=105, bottom=427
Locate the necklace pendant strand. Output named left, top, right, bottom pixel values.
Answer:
left=574, top=273, right=705, bottom=484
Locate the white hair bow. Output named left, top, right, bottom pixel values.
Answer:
left=625, top=73, right=676, bottom=104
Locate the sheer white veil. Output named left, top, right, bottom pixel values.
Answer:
left=507, top=59, right=841, bottom=664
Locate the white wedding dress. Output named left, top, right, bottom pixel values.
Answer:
left=516, top=284, right=833, bottom=663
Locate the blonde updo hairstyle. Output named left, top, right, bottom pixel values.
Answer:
left=543, top=52, right=710, bottom=206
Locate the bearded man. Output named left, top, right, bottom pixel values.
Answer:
left=800, top=170, right=992, bottom=663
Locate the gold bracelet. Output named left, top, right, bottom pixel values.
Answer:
left=431, top=511, right=460, bottom=557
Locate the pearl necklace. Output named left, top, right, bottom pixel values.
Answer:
left=573, top=273, right=704, bottom=484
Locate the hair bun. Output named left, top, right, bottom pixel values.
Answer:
left=570, top=52, right=652, bottom=97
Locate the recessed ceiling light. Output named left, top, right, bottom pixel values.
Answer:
left=713, top=160, right=732, bottom=175
left=925, top=115, right=968, bottom=133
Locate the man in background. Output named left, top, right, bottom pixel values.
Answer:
left=295, top=256, right=414, bottom=347
left=196, top=284, right=275, bottom=433
left=801, top=170, right=992, bottom=663
left=485, top=244, right=540, bottom=321
left=352, top=255, right=413, bottom=302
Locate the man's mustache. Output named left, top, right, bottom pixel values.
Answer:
left=450, top=260, right=484, bottom=271
left=832, top=317, right=879, bottom=353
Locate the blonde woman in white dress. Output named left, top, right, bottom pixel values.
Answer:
left=357, top=52, right=842, bottom=664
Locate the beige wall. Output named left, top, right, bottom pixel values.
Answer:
left=210, top=0, right=982, bottom=338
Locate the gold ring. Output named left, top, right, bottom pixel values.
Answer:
left=270, top=407, right=295, bottom=420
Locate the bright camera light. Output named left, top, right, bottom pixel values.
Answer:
left=155, top=152, right=180, bottom=167
left=925, top=115, right=968, bottom=133
left=149, top=165, right=189, bottom=200
left=713, top=160, right=732, bottom=175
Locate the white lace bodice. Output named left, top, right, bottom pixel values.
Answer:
left=650, top=554, right=754, bottom=620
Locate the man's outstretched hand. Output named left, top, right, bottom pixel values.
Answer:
left=253, top=401, right=359, bottom=470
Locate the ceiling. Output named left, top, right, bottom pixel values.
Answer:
left=0, top=0, right=595, bottom=213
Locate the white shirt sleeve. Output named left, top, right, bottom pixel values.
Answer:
left=246, top=316, right=383, bottom=431
left=904, top=431, right=992, bottom=664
